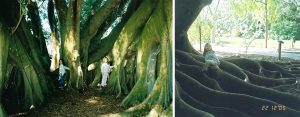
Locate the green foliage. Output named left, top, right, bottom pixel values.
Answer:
left=230, top=0, right=264, bottom=18
left=35, top=0, right=51, bottom=39
left=188, top=18, right=212, bottom=42
left=80, top=0, right=104, bottom=29
left=270, top=0, right=300, bottom=41
left=188, top=0, right=299, bottom=44
left=187, top=16, right=212, bottom=43
left=229, top=0, right=267, bottom=39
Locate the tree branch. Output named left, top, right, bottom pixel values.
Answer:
left=255, top=0, right=266, bottom=5
left=81, top=0, right=121, bottom=41
left=88, top=0, right=139, bottom=64
left=11, top=0, right=30, bottom=35
left=48, top=0, right=57, bottom=33
left=54, top=0, right=67, bottom=26
left=88, top=16, right=126, bottom=64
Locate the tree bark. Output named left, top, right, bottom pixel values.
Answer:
left=48, top=0, right=61, bottom=72
left=60, top=0, right=84, bottom=89
left=88, top=0, right=140, bottom=64
left=27, top=1, right=48, bottom=57
left=121, top=0, right=172, bottom=114
left=0, top=18, right=10, bottom=117
left=107, top=0, right=158, bottom=96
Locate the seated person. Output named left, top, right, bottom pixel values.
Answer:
left=203, top=43, right=220, bottom=71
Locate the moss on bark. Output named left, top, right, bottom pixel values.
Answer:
left=107, top=0, right=158, bottom=96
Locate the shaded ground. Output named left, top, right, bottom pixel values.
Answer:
left=23, top=88, right=126, bottom=117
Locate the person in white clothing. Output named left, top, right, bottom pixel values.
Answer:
left=100, top=58, right=114, bottom=87
left=59, top=60, right=70, bottom=89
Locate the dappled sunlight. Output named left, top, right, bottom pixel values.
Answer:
left=85, top=97, right=101, bottom=105
left=49, top=47, right=60, bottom=72
left=136, top=49, right=143, bottom=66
left=65, top=30, right=76, bottom=56
left=28, top=89, right=126, bottom=116
left=88, top=63, right=96, bottom=71
left=112, top=34, right=130, bottom=64
left=99, top=113, right=122, bottom=117
left=148, top=105, right=162, bottom=117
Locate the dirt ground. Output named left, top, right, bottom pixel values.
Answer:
left=23, top=88, right=126, bottom=117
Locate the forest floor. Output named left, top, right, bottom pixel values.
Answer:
left=24, top=87, right=126, bottom=117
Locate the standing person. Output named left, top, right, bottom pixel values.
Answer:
left=58, top=59, right=70, bottom=89
left=203, top=43, right=220, bottom=71
left=100, top=57, right=114, bottom=87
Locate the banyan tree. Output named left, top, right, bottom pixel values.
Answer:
left=0, top=0, right=172, bottom=116
left=175, top=0, right=300, bottom=117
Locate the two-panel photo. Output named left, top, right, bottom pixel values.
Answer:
left=0, top=0, right=299, bottom=116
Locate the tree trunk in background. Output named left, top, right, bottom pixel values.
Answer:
left=265, top=0, right=268, bottom=48
left=48, top=0, right=60, bottom=72
left=199, top=23, right=202, bottom=52
left=88, top=62, right=102, bottom=88
left=292, top=39, right=295, bottom=48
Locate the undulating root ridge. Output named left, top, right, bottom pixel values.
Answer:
left=175, top=49, right=300, bottom=117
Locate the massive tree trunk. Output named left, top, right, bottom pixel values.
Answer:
left=0, top=18, right=10, bottom=117
left=107, top=0, right=158, bottom=96
left=175, top=0, right=300, bottom=116
left=48, top=0, right=60, bottom=72
left=118, top=0, right=172, bottom=116
left=0, top=1, right=51, bottom=116
left=60, top=0, right=83, bottom=89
